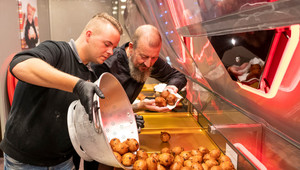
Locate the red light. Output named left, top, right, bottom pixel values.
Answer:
left=234, top=143, right=267, bottom=170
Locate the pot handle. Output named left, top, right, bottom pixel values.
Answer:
left=92, top=100, right=102, bottom=133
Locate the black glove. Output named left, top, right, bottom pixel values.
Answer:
left=135, top=114, right=145, bottom=130
left=73, top=79, right=104, bottom=121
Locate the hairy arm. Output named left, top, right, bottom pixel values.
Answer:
left=12, top=58, right=79, bottom=92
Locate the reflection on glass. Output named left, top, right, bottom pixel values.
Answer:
left=209, top=30, right=275, bottom=89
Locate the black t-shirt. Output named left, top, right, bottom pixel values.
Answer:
left=92, top=42, right=187, bottom=103
left=0, top=40, right=97, bottom=166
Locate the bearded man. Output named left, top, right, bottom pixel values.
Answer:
left=92, top=24, right=187, bottom=112
left=89, top=24, right=187, bottom=170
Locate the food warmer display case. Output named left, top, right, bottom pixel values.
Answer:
left=124, top=0, right=300, bottom=169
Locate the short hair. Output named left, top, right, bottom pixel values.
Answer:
left=84, top=12, right=123, bottom=35
left=132, top=25, right=162, bottom=49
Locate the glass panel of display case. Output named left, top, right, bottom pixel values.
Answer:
left=185, top=79, right=257, bottom=125
left=175, top=0, right=300, bottom=37
left=186, top=79, right=300, bottom=169
left=163, top=0, right=274, bottom=28
left=210, top=124, right=300, bottom=169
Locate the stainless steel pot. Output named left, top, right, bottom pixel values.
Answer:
left=67, top=73, right=139, bottom=168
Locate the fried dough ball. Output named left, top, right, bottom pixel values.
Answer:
left=171, top=146, right=184, bottom=156
left=218, top=155, right=231, bottom=163
left=203, top=154, right=215, bottom=162
left=125, top=138, right=139, bottom=152
left=150, top=153, right=160, bottom=161
left=160, top=132, right=171, bottom=143
left=113, top=152, right=122, bottom=163
left=138, top=93, right=146, bottom=100
left=173, top=155, right=184, bottom=165
left=157, top=163, right=166, bottom=170
left=161, top=90, right=170, bottom=99
left=137, top=150, right=149, bottom=160
left=189, top=155, right=202, bottom=163
left=191, top=149, right=202, bottom=156
left=198, top=146, right=209, bottom=155
left=246, top=64, right=262, bottom=80
left=159, top=153, right=174, bottom=167
left=191, top=163, right=203, bottom=170
left=161, top=147, right=171, bottom=154
left=219, top=161, right=235, bottom=170
left=146, top=156, right=158, bottom=170
left=209, top=149, right=221, bottom=159
left=181, top=167, right=192, bottom=170
left=110, top=138, right=120, bottom=148
left=133, top=159, right=148, bottom=170
left=179, top=151, right=192, bottom=160
left=183, top=160, right=193, bottom=167
left=155, top=97, right=167, bottom=107
left=202, top=163, right=209, bottom=170
left=170, top=162, right=183, bottom=170
left=205, top=159, right=219, bottom=168
left=113, top=142, right=129, bottom=155
left=166, top=94, right=177, bottom=106
left=122, top=152, right=137, bottom=166
left=211, top=166, right=222, bottom=170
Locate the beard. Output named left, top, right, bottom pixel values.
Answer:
left=128, top=57, right=152, bottom=83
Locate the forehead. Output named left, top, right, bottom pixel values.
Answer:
left=135, top=40, right=161, bottom=57
left=94, top=22, right=120, bottom=46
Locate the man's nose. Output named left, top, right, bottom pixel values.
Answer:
left=144, top=58, right=151, bottom=67
left=107, top=47, right=113, bottom=55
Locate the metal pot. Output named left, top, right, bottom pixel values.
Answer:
left=67, top=73, right=139, bottom=168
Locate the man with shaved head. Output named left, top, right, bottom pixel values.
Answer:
left=93, top=24, right=187, bottom=113
left=0, top=12, right=122, bottom=169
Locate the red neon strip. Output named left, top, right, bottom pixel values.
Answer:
left=166, top=0, right=186, bottom=63
left=234, top=143, right=267, bottom=170
left=166, top=0, right=180, bottom=28
left=259, top=29, right=281, bottom=89
left=198, top=40, right=210, bottom=61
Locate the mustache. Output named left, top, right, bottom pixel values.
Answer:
left=138, top=63, right=150, bottom=69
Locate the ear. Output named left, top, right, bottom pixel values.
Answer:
left=127, top=42, right=134, bottom=56
left=128, top=42, right=134, bottom=49
left=85, top=30, right=92, bottom=42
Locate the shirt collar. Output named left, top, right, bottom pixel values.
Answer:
left=68, top=39, right=82, bottom=63
left=121, top=42, right=130, bottom=50
left=68, top=39, right=93, bottom=71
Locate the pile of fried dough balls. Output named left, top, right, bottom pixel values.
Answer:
left=155, top=90, right=177, bottom=107
left=110, top=137, right=235, bottom=170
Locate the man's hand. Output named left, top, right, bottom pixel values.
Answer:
left=133, top=99, right=171, bottom=112
left=73, top=79, right=104, bottom=120
left=227, top=63, right=249, bottom=76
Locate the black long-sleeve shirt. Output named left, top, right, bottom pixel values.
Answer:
left=92, top=42, right=187, bottom=103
